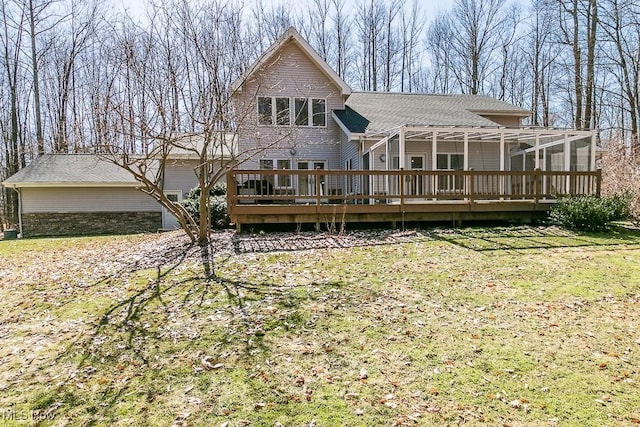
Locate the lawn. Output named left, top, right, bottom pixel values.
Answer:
left=0, top=226, right=639, bottom=426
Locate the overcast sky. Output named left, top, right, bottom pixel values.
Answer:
left=114, top=0, right=455, bottom=25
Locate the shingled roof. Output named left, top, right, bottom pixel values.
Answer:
left=2, top=154, right=139, bottom=187
left=335, top=92, right=531, bottom=134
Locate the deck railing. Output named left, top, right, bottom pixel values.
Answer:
left=227, top=169, right=602, bottom=209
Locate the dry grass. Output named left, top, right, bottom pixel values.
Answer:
left=0, top=226, right=639, bottom=426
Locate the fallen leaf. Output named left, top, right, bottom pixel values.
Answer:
left=359, top=368, right=368, bottom=380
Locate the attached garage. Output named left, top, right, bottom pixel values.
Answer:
left=2, top=155, right=162, bottom=237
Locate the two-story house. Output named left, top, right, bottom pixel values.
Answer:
left=227, top=27, right=599, bottom=230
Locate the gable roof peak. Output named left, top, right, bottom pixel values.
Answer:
left=231, top=26, right=351, bottom=97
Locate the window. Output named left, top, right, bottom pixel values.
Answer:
left=258, top=97, right=272, bottom=125
left=275, top=97, right=290, bottom=125
left=437, top=153, right=463, bottom=170
left=260, top=158, right=291, bottom=188
left=437, top=153, right=464, bottom=191
left=259, top=96, right=326, bottom=127
left=258, top=97, right=290, bottom=126
left=312, top=99, right=326, bottom=126
left=277, top=159, right=292, bottom=187
left=295, top=98, right=309, bottom=126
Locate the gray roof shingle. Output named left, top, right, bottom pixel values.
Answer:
left=2, top=154, right=139, bottom=186
left=336, top=92, right=531, bottom=134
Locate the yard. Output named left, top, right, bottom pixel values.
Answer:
left=0, top=226, right=639, bottom=426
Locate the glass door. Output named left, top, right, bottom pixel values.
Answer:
left=405, top=155, right=425, bottom=196
left=297, top=160, right=326, bottom=197
left=437, top=153, right=464, bottom=192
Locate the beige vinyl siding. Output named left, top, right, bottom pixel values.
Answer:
left=480, top=114, right=522, bottom=127
left=341, top=132, right=360, bottom=170
left=21, top=187, right=160, bottom=214
left=468, top=141, right=500, bottom=170
left=163, top=160, right=199, bottom=197
left=235, top=40, right=344, bottom=170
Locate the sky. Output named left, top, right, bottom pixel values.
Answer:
left=114, top=0, right=455, bottom=25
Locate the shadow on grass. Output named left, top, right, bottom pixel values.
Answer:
left=432, top=224, right=640, bottom=252
left=232, top=229, right=431, bottom=254
left=36, top=240, right=356, bottom=424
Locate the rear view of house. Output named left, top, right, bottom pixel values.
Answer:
left=2, top=26, right=600, bottom=236
left=226, top=27, right=600, bottom=230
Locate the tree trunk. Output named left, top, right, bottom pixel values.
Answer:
left=28, top=0, right=44, bottom=156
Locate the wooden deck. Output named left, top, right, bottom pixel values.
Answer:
left=226, top=169, right=602, bottom=230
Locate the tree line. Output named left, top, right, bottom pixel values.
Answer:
left=1, top=0, right=639, bottom=227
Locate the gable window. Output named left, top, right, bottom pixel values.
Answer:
left=312, top=99, right=326, bottom=127
left=258, top=97, right=290, bottom=126
left=275, top=97, right=290, bottom=125
left=258, top=97, right=272, bottom=125
left=295, top=98, right=309, bottom=126
left=259, top=96, right=326, bottom=127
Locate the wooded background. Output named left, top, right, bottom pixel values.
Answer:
left=1, top=0, right=638, bottom=226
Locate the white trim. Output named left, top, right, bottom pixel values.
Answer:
left=463, top=132, right=469, bottom=170
left=399, top=128, right=406, bottom=169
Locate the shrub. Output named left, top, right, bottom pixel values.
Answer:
left=180, top=184, right=230, bottom=229
left=550, top=193, right=630, bottom=231
left=600, top=139, right=640, bottom=225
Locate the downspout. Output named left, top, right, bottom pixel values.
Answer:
left=16, top=187, right=23, bottom=237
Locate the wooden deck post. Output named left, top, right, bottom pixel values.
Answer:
left=226, top=167, right=236, bottom=218
left=596, top=169, right=602, bottom=196
left=533, top=168, right=540, bottom=204
left=399, top=168, right=405, bottom=211
left=315, top=167, right=321, bottom=207
left=468, top=168, right=475, bottom=204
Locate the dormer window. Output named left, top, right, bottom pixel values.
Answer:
left=259, top=96, right=326, bottom=127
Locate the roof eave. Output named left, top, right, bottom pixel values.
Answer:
left=2, top=182, right=141, bottom=188
left=470, top=109, right=532, bottom=118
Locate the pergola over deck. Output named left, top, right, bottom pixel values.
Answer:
left=363, top=126, right=597, bottom=173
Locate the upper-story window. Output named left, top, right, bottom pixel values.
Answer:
left=258, top=96, right=290, bottom=125
left=258, top=97, right=272, bottom=125
left=312, top=99, right=326, bottom=126
left=259, top=96, right=326, bottom=127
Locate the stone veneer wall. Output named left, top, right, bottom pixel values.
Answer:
left=22, top=212, right=162, bottom=237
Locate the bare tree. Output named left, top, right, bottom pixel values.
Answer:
left=556, top=0, right=599, bottom=130
left=331, top=0, right=351, bottom=80
left=399, top=0, right=424, bottom=92
left=43, top=0, right=101, bottom=153
left=0, top=0, right=26, bottom=226
left=526, top=0, right=560, bottom=126
left=93, top=0, right=286, bottom=248
left=444, top=0, right=515, bottom=95
left=425, top=13, right=454, bottom=93
left=354, top=0, right=385, bottom=91
left=599, top=0, right=640, bottom=146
